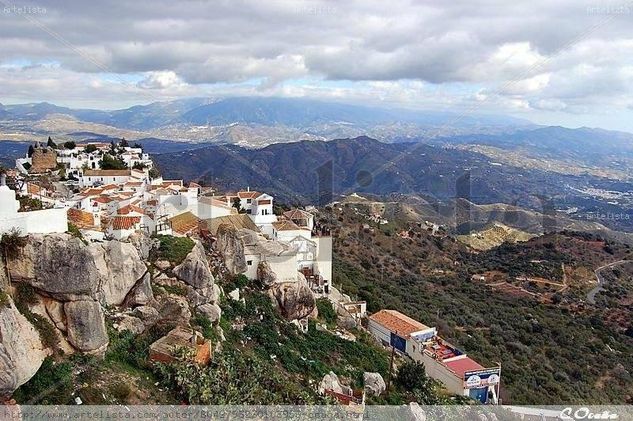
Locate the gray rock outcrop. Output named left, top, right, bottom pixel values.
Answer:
left=0, top=296, right=48, bottom=398
left=318, top=371, right=343, bottom=395
left=257, top=261, right=277, bottom=287
left=8, top=234, right=102, bottom=300
left=197, top=303, right=221, bottom=323
left=64, top=300, right=108, bottom=353
left=363, top=372, right=386, bottom=396
left=125, top=272, right=154, bottom=307
left=100, top=241, right=147, bottom=305
left=116, top=315, right=145, bottom=335
left=269, top=272, right=316, bottom=320
left=173, top=241, right=214, bottom=289
left=6, top=234, right=147, bottom=305
left=215, top=224, right=246, bottom=274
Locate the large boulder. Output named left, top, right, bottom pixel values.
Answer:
left=0, top=295, right=48, bottom=398
left=100, top=241, right=147, bottom=305
left=127, top=232, right=158, bottom=261
left=115, top=315, right=145, bottom=335
left=7, top=234, right=102, bottom=300
left=269, top=273, right=316, bottom=321
left=152, top=294, right=192, bottom=326
left=318, top=371, right=343, bottom=395
left=64, top=300, right=108, bottom=353
left=363, top=372, right=386, bottom=397
left=173, top=241, right=214, bottom=289
left=6, top=234, right=146, bottom=304
left=197, top=303, right=221, bottom=323
left=124, top=272, right=154, bottom=307
left=215, top=224, right=247, bottom=274
left=257, top=261, right=277, bottom=287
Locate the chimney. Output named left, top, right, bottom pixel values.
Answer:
left=247, top=186, right=250, bottom=192
left=0, top=173, right=6, bottom=187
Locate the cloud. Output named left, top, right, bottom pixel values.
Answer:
left=0, top=0, right=632, bottom=128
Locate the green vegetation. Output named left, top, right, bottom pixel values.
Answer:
left=0, top=290, right=10, bottom=309
left=153, top=235, right=195, bottom=265
left=13, top=357, right=73, bottom=404
left=13, top=283, right=60, bottom=352
left=63, top=141, right=76, bottom=149
left=1, top=228, right=27, bottom=260
left=148, top=167, right=160, bottom=179
left=84, top=144, right=97, bottom=153
left=315, top=297, right=337, bottom=325
left=100, top=153, right=128, bottom=170
left=67, top=222, right=85, bottom=242
left=18, top=195, right=43, bottom=211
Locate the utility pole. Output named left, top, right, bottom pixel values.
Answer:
left=385, top=344, right=396, bottom=396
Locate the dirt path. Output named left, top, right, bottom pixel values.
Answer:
left=587, top=260, right=628, bottom=305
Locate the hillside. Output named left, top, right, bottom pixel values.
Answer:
left=155, top=137, right=633, bottom=233
left=325, top=204, right=633, bottom=404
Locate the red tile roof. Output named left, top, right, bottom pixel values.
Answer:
left=117, top=204, right=146, bottom=215
left=237, top=190, right=261, bottom=199
left=110, top=216, right=141, bottom=230
left=272, top=220, right=305, bottom=231
left=67, top=208, right=95, bottom=229
left=168, top=211, right=202, bottom=235
left=444, top=357, right=485, bottom=378
left=369, top=310, right=430, bottom=338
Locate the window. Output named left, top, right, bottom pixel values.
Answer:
left=247, top=260, right=253, bottom=266
left=247, top=199, right=252, bottom=204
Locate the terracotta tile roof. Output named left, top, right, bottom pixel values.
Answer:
left=237, top=190, right=261, bottom=199
left=369, top=310, right=430, bottom=339
left=93, top=196, right=114, bottom=204
left=83, top=169, right=131, bottom=177
left=272, top=220, right=306, bottom=231
left=283, top=209, right=313, bottom=220
left=67, top=208, right=95, bottom=229
left=117, top=204, right=146, bottom=215
left=257, top=199, right=272, bottom=205
left=83, top=187, right=104, bottom=196
left=27, top=183, right=46, bottom=196
left=168, top=211, right=202, bottom=235
left=206, top=214, right=259, bottom=235
left=189, top=182, right=201, bottom=188
left=110, top=216, right=141, bottom=230
left=444, top=357, right=485, bottom=378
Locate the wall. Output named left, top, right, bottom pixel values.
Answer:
left=414, top=351, right=466, bottom=397
left=314, top=236, right=333, bottom=282
left=0, top=208, right=68, bottom=236
left=267, top=254, right=299, bottom=282
left=367, top=319, right=392, bottom=347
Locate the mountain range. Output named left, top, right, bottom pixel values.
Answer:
left=0, top=97, right=532, bottom=146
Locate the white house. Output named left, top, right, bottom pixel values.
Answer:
left=0, top=175, right=68, bottom=235
left=80, top=169, right=132, bottom=187
left=225, top=190, right=278, bottom=236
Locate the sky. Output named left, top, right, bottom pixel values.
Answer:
left=1, top=0, right=633, bottom=131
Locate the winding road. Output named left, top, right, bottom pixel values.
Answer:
left=587, top=260, right=629, bottom=305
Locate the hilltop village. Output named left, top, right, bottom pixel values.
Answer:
left=0, top=138, right=502, bottom=407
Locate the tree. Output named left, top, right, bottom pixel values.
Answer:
left=63, top=141, right=76, bottom=150
left=132, top=162, right=147, bottom=170
left=232, top=197, right=243, bottom=213
left=84, top=144, right=97, bottom=154
left=148, top=167, right=160, bottom=179
left=120, top=138, right=129, bottom=148
left=0, top=228, right=27, bottom=290
left=100, top=154, right=127, bottom=170
left=47, top=137, right=56, bottom=149
left=27, top=145, right=35, bottom=157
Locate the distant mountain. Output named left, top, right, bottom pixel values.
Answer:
left=432, top=126, right=633, bottom=178
left=0, top=97, right=531, bottom=133
left=154, top=136, right=633, bottom=233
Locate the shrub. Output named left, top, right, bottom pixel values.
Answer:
left=153, top=235, right=195, bottom=265
left=13, top=357, right=73, bottom=404
left=315, top=298, right=337, bottom=325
